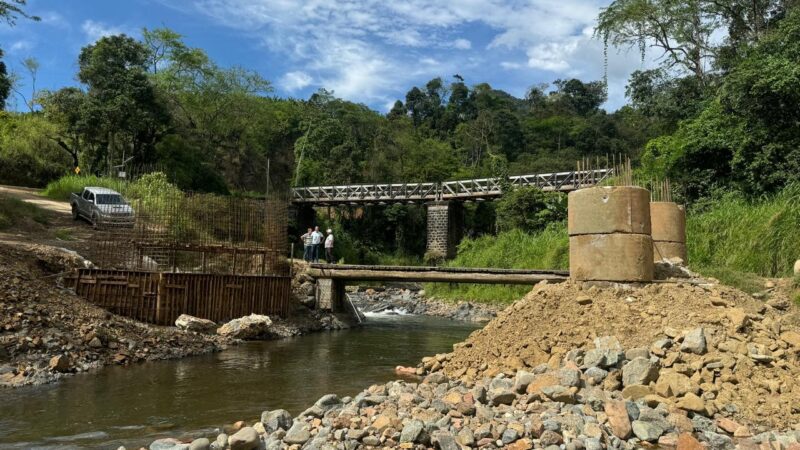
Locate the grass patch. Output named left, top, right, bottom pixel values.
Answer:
left=694, top=267, right=765, bottom=294
left=0, top=196, right=50, bottom=230
left=687, top=184, right=800, bottom=278
left=54, top=228, right=75, bottom=241
left=425, top=224, right=568, bottom=304
left=41, top=175, right=127, bottom=201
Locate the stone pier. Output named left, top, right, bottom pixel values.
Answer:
left=315, top=278, right=346, bottom=312
left=425, top=201, right=464, bottom=259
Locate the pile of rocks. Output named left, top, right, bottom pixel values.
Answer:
left=349, top=287, right=500, bottom=323
left=144, top=334, right=800, bottom=450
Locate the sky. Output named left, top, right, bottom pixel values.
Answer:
left=0, top=0, right=657, bottom=112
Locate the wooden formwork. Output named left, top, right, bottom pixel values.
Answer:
left=73, top=269, right=291, bottom=325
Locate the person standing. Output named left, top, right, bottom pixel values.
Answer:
left=324, top=229, right=335, bottom=264
left=300, top=227, right=313, bottom=262
left=311, top=226, right=324, bottom=263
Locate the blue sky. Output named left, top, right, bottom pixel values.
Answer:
left=1, top=0, right=655, bottom=112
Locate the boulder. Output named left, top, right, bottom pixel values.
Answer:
left=261, top=409, right=293, bottom=433
left=622, top=357, right=660, bottom=386
left=228, top=427, right=259, bottom=450
left=49, top=354, right=71, bottom=373
left=175, top=314, right=217, bottom=333
left=676, top=393, right=706, bottom=413
left=676, top=432, right=704, bottom=450
left=400, top=419, right=427, bottom=444
left=188, top=438, right=210, bottom=450
left=217, top=314, right=273, bottom=339
left=283, top=422, right=311, bottom=445
left=654, top=371, right=693, bottom=397
left=680, top=328, right=707, bottom=354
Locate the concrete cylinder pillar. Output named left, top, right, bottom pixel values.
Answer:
left=568, top=186, right=654, bottom=282
left=650, top=202, right=687, bottom=263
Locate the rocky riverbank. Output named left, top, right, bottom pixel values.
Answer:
left=349, top=286, right=502, bottom=323
left=134, top=273, right=800, bottom=450
left=0, top=242, right=355, bottom=388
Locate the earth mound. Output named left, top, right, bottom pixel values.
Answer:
left=422, top=279, right=800, bottom=430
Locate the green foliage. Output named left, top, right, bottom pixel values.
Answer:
left=495, top=187, right=566, bottom=233
left=0, top=112, right=72, bottom=186
left=687, top=184, right=800, bottom=278
left=0, top=196, right=49, bottom=229
left=41, top=174, right=126, bottom=201
left=425, top=225, right=569, bottom=303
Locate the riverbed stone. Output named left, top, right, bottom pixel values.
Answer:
left=604, top=400, right=632, bottom=439
left=400, top=419, right=427, bottom=444
left=49, top=354, right=71, bottom=373
left=229, top=427, right=259, bottom=450
left=261, top=409, right=293, bottom=432
left=216, top=314, right=273, bottom=340
left=188, top=438, right=210, bottom=450
left=175, top=315, right=217, bottom=333
left=284, top=422, right=311, bottom=445
left=150, top=438, right=190, bottom=450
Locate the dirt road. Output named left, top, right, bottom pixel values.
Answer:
left=0, top=185, right=71, bottom=215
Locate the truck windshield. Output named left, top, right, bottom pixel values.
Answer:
left=95, top=194, right=125, bottom=205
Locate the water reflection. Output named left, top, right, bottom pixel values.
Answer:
left=0, top=315, right=477, bottom=449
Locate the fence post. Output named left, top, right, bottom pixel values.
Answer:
left=155, top=272, right=165, bottom=325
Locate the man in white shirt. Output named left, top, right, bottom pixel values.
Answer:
left=324, top=229, right=335, bottom=264
left=311, top=226, right=324, bottom=263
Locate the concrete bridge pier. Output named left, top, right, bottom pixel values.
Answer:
left=315, top=278, right=346, bottom=312
left=425, top=201, right=464, bottom=259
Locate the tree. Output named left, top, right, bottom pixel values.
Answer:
left=9, top=56, right=39, bottom=111
left=0, top=0, right=39, bottom=26
left=78, top=34, right=169, bottom=172
left=495, top=187, right=567, bottom=233
left=39, top=87, right=90, bottom=168
left=596, top=0, right=718, bottom=82
left=0, top=49, right=10, bottom=109
left=552, top=79, right=607, bottom=116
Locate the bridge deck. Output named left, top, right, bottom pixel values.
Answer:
left=292, top=169, right=613, bottom=205
left=307, top=264, right=568, bottom=284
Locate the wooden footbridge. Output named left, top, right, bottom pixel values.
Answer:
left=308, top=263, right=568, bottom=312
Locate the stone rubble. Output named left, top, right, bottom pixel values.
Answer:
left=349, top=287, right=500, bottom=323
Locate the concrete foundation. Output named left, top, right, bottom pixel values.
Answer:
left=425, top=201, right=463, bottom=259
left=569, top=234, right=654, bottom=282
left=316, top=278, right=345, bottom=312
left=568, top=186, right=654, bottom=282
left=650, top=202, right=687, bottom=262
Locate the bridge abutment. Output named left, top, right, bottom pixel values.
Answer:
left=425, top=201, right=464, bottom=259
left=315, top=278, right=346, bottom=312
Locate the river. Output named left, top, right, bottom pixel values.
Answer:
left=0, top=314, right=477, bottom=449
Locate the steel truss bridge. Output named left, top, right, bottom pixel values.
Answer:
left=291, top=168, right=613, bottom=205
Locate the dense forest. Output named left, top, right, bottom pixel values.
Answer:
left=1, top=0, right=799, bottom=261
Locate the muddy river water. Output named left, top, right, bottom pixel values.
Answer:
left=0, top=314, right=477, bottom=449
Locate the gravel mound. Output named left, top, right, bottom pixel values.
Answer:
left=421, top=279, right=800, bottom=431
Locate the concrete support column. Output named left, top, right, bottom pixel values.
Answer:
left=568, top=186, right=654, bottom=282
left=650, top=202, right=687, bottom=263
left=425, top=201, right=463, bottom=259
left=315, top=278, right=345, bottom=312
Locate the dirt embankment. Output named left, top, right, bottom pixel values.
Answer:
left=0, top=242, right=233, bottom=387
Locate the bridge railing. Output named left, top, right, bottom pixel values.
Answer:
left=292, top=168, right=613, bottom=204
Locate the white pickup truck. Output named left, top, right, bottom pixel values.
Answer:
left=70, top=187, right=135, bottom=229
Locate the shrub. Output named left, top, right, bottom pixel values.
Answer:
left=41, top=175, right=126, bottom=201
left=0, top=196, right=49, bottom=230
left=495, top=187, right=566, bottom=233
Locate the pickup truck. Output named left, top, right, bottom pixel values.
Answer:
left=70, top=187, right=135, bottom=228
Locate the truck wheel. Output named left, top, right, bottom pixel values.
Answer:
left=71, top=204, right=79, bottom=221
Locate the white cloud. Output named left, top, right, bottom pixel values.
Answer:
left=81, top=20, right=135, bottom=43
left=279, top=71, right=313, bottom=92
left=452, top=38, right=471, bottom=50
left=184, top=0, right=656, bottom=108
left=9, top=40, right=34, bottom=53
